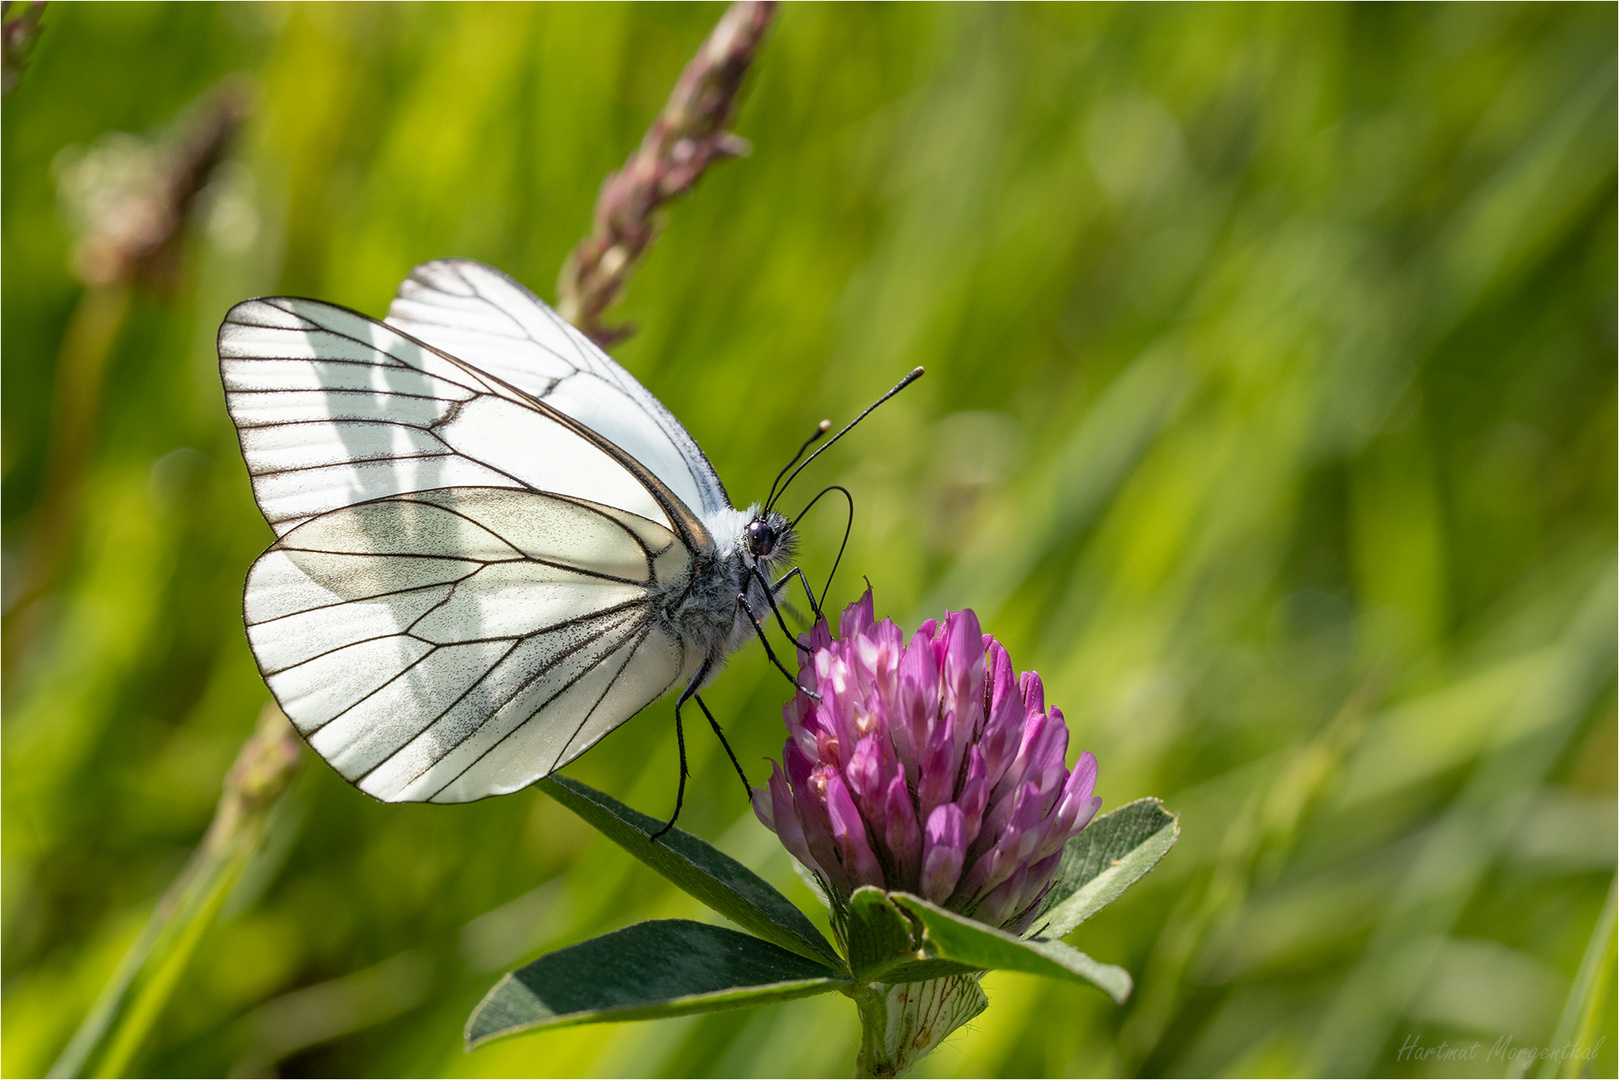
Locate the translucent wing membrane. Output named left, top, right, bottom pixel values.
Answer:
left=220, top=296, right=708, bottom=546
left=385, top=259, right=731, bottom=520
left=222, top=292, right=724, bottom=802
left=246, top=487, right=700, bottom=802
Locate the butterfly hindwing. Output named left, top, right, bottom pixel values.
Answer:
left=384, top=259, right=732, bottom=521
left=245, top=487, right=699, bottom=802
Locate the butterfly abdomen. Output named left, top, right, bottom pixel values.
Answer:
left=658, top=548, right=747, bottom=664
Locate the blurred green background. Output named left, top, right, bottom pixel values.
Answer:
left=3, top=3, right=1615, bottom=1077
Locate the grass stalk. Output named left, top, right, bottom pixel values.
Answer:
left=556, top=0, right=776, bottom=345
left=48, top=705, right=302, bottom=1078
left=1541, top=874, right=1617, bottom=1080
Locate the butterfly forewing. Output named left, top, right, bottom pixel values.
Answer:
left=385, top=259, right=731, bottom=522
left=221, top=296, right=681, bottom=536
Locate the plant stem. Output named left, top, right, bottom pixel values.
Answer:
left=2, top=81, right=246, bottom=677
left=48, top=705, right=302, bottom=1079
left=1, top=0, right=47, bottom=96
left=852, top=976, right=988, bottom=1079
left=852, top=983, right=890, bottom=1079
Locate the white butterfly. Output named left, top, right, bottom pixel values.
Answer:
left=220, top=259, right=902, bottom=815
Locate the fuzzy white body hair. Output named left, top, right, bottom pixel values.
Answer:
left=653, top=503, right=796, bottom=687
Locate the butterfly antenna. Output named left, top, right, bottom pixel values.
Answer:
left=766, top=367, right=924, bottom=514
left=765, top=419, right=832, bottom=511
left=791, top=485, right=854, bottom=612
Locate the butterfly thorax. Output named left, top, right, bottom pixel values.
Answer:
left=658, top=506, right=795, bottom=672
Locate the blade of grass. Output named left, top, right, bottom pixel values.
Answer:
left=1541, top=874, right=1617, bottom=1080
left=1308, top=567, right=1616, bottom=1075
left=47, top=705, right=301, bottom=1079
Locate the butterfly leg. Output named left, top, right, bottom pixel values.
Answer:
left=773, top=565, right=825, bottom=625
left=695, top=693, right=752, bottom=801
left=651, top=660, right=709, bottom=843
left=737, top=592, right=821, bottom=700
left=751, top=565, right=814, bottom=654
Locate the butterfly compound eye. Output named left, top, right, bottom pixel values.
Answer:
left=745, top=519, right=776, bottom=559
